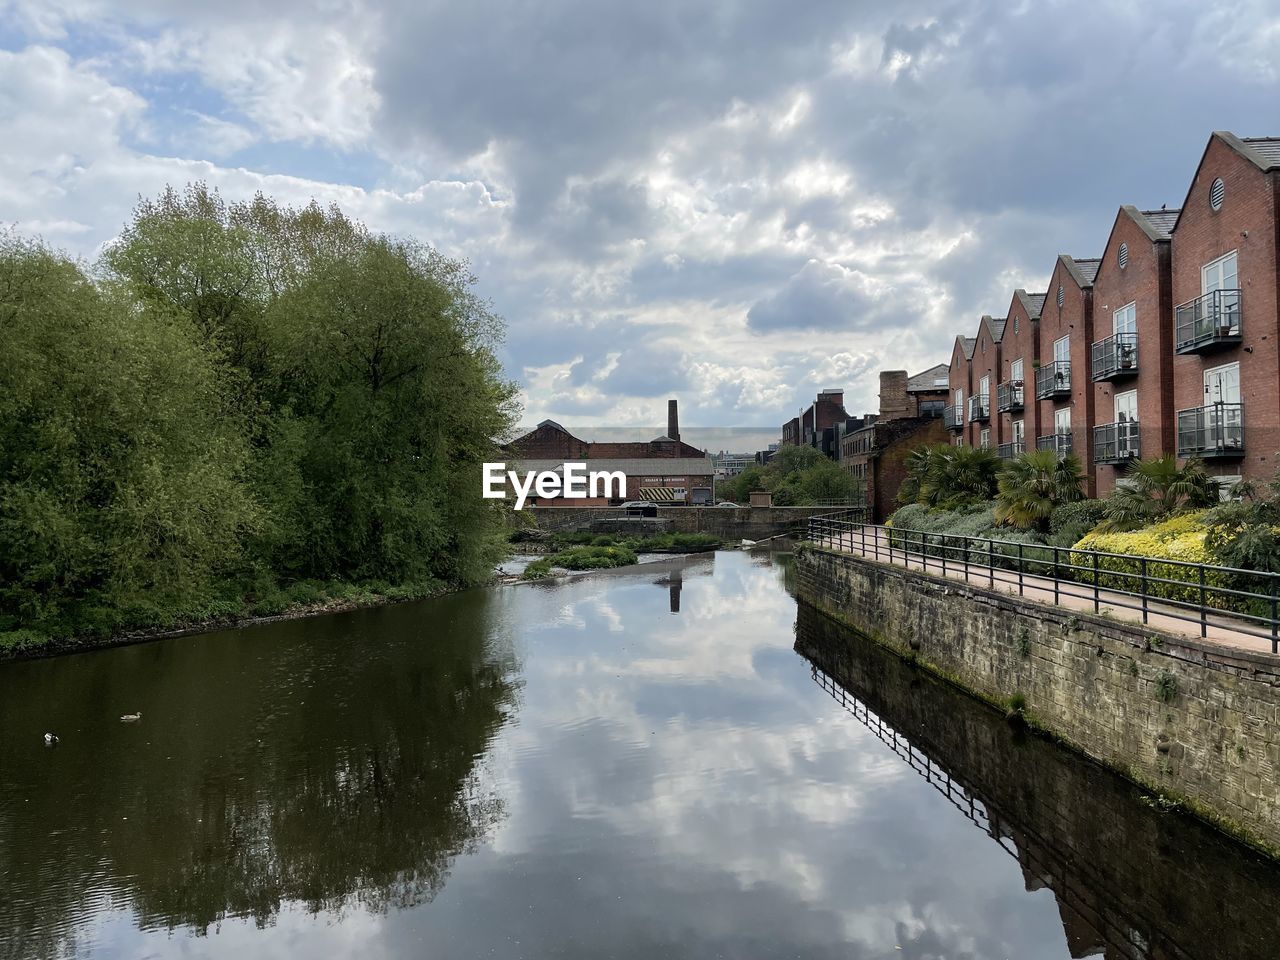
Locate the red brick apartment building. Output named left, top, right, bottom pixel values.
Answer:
left=780, top=389, right=850, bottom=458
left=932, top=130, right=1280, bottom=496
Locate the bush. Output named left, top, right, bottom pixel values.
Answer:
left=521, top=546, right=640, bottom=578
left=1048, top=499, right=1108, bottom=547
left=884, top=502, right=1049, bottom=566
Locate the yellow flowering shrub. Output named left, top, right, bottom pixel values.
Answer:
left=1069, top=511, right=1233, bottom=607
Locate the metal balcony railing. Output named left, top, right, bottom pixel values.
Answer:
left=968, top=395, right=990, bottom=422
left=1093, top=421, right=1140, bottom=465
left=1036, top=433, right=1073, bottom=456
left=997, top=440, right=1025, bottom=460
left=1091, top=332, right=1138, bottom=382
left=1175, top=289, right=1242, bottom=354
left=944, top=404, right=964, bottom=431
left=1035, top=361, right=1071, bottom=400
left=996, top=381, right=1024, bottom=413
left=1177, top=403, right=1244, bottom=458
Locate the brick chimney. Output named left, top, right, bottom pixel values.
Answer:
left=879, top=370, right=910, bottom=421
left=667, top=399, right=680, bottom=441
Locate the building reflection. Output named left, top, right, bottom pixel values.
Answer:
left=795, top=604, right=1280, bottom=960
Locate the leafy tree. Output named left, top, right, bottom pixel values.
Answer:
left=1097, top=456, right=1220, bottom=532
left=897, top=443, right=1001, bottom=510
left=994, top=449, right=1086, bottom=531
left=718, top=445, right=861, bottom=505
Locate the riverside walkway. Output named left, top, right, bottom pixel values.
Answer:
left=809, top=521, right=1280, bottom=657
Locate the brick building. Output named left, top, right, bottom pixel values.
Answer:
left=967, top=315, right=1006, bottom=450
left=945, top=335, right=976, bottom=441
left=995, top=290, right=1045, bottom=460
left=507, top=400, right=715, bottom=505
left=842, top=369, right=950, bottom=522
left=1169, top=132, right=1280, bottom=488
left=1090, top=206, right=1178, bottom=495
left=782, top=389, right=851, bottom=458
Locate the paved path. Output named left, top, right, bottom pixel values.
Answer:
left=813, top=527, right=1280, bottom=657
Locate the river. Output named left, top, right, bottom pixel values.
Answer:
left=2, top=550, right=1278, bottom=959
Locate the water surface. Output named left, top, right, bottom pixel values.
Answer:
left=2, top=551, right=1278, bottom=959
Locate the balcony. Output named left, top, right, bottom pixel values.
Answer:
left=1035, top=361, right=1072, bottom=400
left=1177, top=403, right=1244, bottom=459
left=968, top=395, right=990, bottom=422
left=1091, top=332, right=1138, bottom=382
left=1175, top=289, right=1242, bottom=355
left=996, top=381, right=1024, bottom=413
left=1093, top=421, right=1140, bottom=465
left=1036, top=433, right=1073, bottom=456
left=997, top=440, right=1025, bottom=460
left=943, top=404, right=964, bottom=431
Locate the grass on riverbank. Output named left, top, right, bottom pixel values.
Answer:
left=0, top=577, right=450, bottom=658
left=521, top=546, right=640, bottom=580
left=539, top=532, right=722, bottom=552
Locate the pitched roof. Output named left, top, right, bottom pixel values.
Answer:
left=1057, top=255, right=1100, bottom=289
left=906, top=362, right=950, bottom=392
left=1137, top=208, right=1180, bottom=238
left=955, top=336, right=976, bottom=360
left=512, top=457, right=714, bottom=475
left=1243, top=137, right=1280, bottom=167
left=1013, top=289, right=1046, bottom=320
left=981, top=315, right=1007, bottom=342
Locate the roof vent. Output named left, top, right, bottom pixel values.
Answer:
left=1210, top=178, right=1225, bottom=211
left=1118, top=243, right=1129, bottom=270
left=1057, top=285, right=1065, bottom=308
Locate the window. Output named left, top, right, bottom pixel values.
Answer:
left=1053, top=335, right=1070, bottom=363
left=1115, top=390, right=1138, bottom=423
left=1204, top=362, right=1241, bottom=405
left=1055, top=408, right=1071, bottom=436
left=1011, top=358, right=1023, bottom=383
left=1012, top=420, right=1024, bottom=444
left=1114, top=302, right=1136, bottom=336
left=980, top=427, right=990, bottom=449
left=1202, top=251, right=1238, bottom=295
left=1118, top=242, right=1129, bottom=269
left=979, top=374, right=990, bottom=396
left=1210, top=178, right=1225, bottom=211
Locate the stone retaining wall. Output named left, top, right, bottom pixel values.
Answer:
left=796, top=546, right=1280, bottom=853
left=530, top=506, right=833, bottom=539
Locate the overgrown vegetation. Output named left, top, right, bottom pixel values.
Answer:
left=0, top=186, right=519, bottom=648
left=898, top=444, right=1001, bottom=509
left=520, top=546, right=639, bottom=579
left=545, top=532, right=722, bottom=552
left=717, top=445, right=861, bottom=506
left=1096, top=456, right=1220, bottom=532
left=993, top=449, right=1085, bottom=532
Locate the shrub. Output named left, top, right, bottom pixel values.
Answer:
left=994, top=450, right=1086, bottom=531
left=1048, top=499, right=1108, bottom=546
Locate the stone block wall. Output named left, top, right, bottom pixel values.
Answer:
left=796, top=546, right=1280, bottom=852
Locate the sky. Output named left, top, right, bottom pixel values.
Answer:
left=2, top=1, right=1278, bottom=434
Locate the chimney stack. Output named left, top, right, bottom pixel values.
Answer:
left=667, top=399, right=680, bottom=442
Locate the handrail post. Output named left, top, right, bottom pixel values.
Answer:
left=1271, top=575, right=1278, bottom=655
left=1200, top=564, right=1207, bottom=638
left=1018, top=542, right=1023, bottom=595
left=988, top=538, right=994, bottom=589
left=1141, top=556, right=1148, bottom=624
left=963, top=536, right=969, bottom=580
left=1053, top=546, right=1060, bottom=605
left=1093, top=550, right=1099, bottom=613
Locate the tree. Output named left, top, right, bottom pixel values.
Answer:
left=994, top=449, right=1085, bottom=531
left=897, top=444, right=1001, bottom=510
left=1097, top=455, right=1220, bottom=532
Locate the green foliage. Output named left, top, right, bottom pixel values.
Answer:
left=885, top=501, right=1049, bottom=564
left=717, top=445, right=861, bottom=506
left=1, top=185, right=520, bottom=641
left=994, top=450, right=1086, bottom=531
left=897, top=443, right=1001, bottom=510
left=1048, top=498, right=1108, bottom=547
left=1072, top=512, right=1231, bottom=606
left=547, top=531, right=721, bottom=552
left=521, top=545, right=639, bottom=578
left=1155, top=671, right=1179, bottom=703
left=1098, top=456, right=1220, bottom=532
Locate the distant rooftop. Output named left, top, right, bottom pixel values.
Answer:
left=907, top=362, right=950, bottom=393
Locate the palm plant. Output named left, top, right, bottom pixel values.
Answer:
left=994, top=449, right=1085, bottom=531
left=1097, top=455, right=1220, bottom=532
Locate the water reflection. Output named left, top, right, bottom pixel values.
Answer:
left=795, top=603, right=1280, bottom=960
left=2, top=553, right=1278, bottom=959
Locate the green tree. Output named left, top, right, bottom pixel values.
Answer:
left=1098, top=455, right=1220, bottom=532
left=994, top=449, right=1085, bottom=531
left=897, top=444, right=1001, bottom=510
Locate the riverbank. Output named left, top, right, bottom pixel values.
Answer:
left=796, top=545, right=1280, bottom=857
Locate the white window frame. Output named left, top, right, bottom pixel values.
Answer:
left=1203, top=362, right=1241, bottom=405
left=1054, top=408, right=1071, bottom=435
left=1114, top=389, right=1138, bottom=423
left=1053, top=335, right=1070, bottom=363
left=1201, top=251, right=1239, bottom=295
left=1010, top=358, right=1023, bottom=383
left=979, top=427, right=990, bottom=449
left=1113, top=302, right=1136, bottom=336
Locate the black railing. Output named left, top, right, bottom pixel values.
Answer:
left=1091, top=332, right=1138, bottom=381
left=943, top=404, right=964, bottom=431
left=1093, top=421, right=1140, bottom=465
left=1177, top=403, right=1244, bottom=458
left=1175, top=289, right=1242, bottom=354
left=997, top=440, right=1024, bottom=459
left=1035, top=361, right=1071, bottom=400
left=968, top=395, right=990, bottom=422
left=806, top=513, right=1280, bottom=650
left=1036, top=433, right=1073, bottom=456
left=996, top=381, right=1024, bottom=412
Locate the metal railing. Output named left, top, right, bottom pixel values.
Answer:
left=997, top=440, right=1024, bottom=459
left=1177, top=403, right=1244, bottom=458
left=1036, top=432, right=1073, bottom=456
left=1035, top=360, right=1071, bottom=400
left=944, top=404, right=964, bottom=431
left=806, top=513, right=1280, bottom=651
left=968, top=395, right=990, bottom=422
left=1091, top=332, right=1138, bottom=381
left=996, top=381, right=1024, bottom=413
left=1175, top=289, right=1242, bottom=354
left=1093, top=421, right=1140, bottom=464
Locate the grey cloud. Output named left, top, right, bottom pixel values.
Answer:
left=747, top=260, right=883, bottom=333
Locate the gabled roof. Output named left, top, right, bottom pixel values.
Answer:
left=1057, top=255, right=1100, bottom=290
left=1012, top=289, right=1046, bottom=320
left=1134, top=207, right=1180, bottom=239
left=906, top=362, right=950, bottom=393
left=1170, top=132, right=1280, bottom=234
left=537, top=418, right=571, bottom=434
left=953, top=335, right=976, bottom=361
left=980, top=314, right=1007, bottom=343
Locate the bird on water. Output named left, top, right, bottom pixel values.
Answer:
left=120, top=712, right=142, bottom=722
left=43, top=732, right=59, bottom=745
